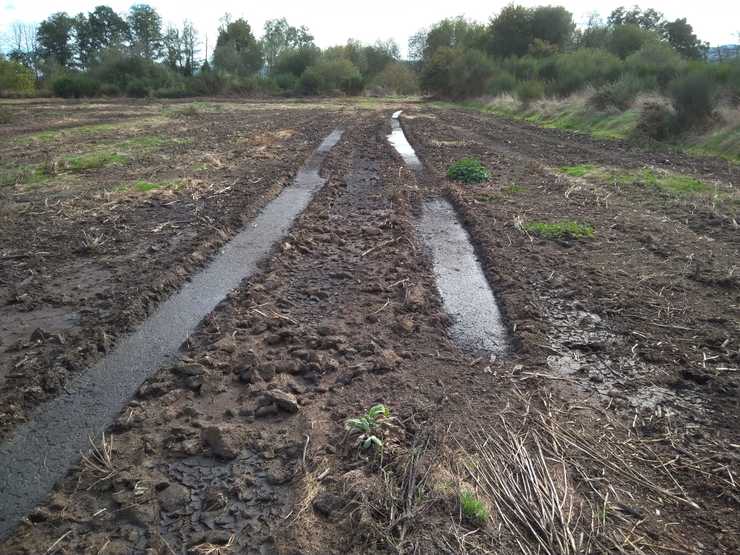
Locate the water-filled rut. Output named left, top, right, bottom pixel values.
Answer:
left=0, top=129, right=343, bottom=538
left=387, top=112, right=508, bottom=353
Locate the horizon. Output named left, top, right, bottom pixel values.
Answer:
left=1, top=1, right=738, bottom=59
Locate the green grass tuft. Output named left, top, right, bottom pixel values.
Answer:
left=129, top=179, right=184, bottom=192
left=0, top=165, right=47, bottom=187
left=559, top=164, right=596, bottom=177
left=448, top=158, right=491, bottom=184
left=459, top=490, right=488, bottom=525
left=525, top=220, right=594, bottom=239
left=65, top=151, right=128, bottom=172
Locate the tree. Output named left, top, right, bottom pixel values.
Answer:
left=162, top=26, right=183, bottom=71
left=363, top=39, right=399, bottom=78
left=530, top=6, right=574, bottom=51
left=608, top=24, right=657, bottom=59
left=664, top=18, right=707, bottom=60
left=213, top=16, right=263, bottom=75
left=487, top=5, right=533, bottom=58
left=88, top=6, right=128, bottom=52
left=607, top=6, right=664, bottom=31
left=128, top=4, right=163, bottom=60
left=8, top=22, right=39, bottom=77
left=37, top=12, right=75, bottom=68
left=0, top=58, right=36, bottom=95
left=423, top=17, right=487, bottom=61
left=181, top=21, right=199, bottom=76
left=261, top=18, right=314, bottom=69
left=273, top=46, right=321, bottom=77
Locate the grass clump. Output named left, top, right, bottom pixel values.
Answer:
left=459, top=490, right=489, bottom=525
left=447, top=158, right=491, bottom=184
left=130, top=179, right=184, bottom=192
left=525, top=220, right=594, bottom=239
left=0, top=165, right=47, bottom=187
left=65, top=151, right=128, bottom=172
left=559, top=164, right=595, bottom=177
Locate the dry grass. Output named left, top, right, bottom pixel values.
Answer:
left=80, top=433, right=116, bottom=486
left=445, top=392, right=720, bottom=554
left=190, top=535, right=236, bottom=554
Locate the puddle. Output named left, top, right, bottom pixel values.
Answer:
left=418, top=199, right=509, bottom=353
left=387, top=110, right=422, bottom=170
left=386, top=111, right=508, bottom=353
left=0, top=129, right=343, bottom=538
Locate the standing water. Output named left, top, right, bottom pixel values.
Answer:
left=386, top=111, right=508, bottom=353
left=0, top=129, right=343, bottom=538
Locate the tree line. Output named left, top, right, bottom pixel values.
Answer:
left=0, top=4, right=416, bottom=98
left=0, top=1, right=738, bottom=135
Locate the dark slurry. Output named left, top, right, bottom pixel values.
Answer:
left=0, top=129, right=343, bottom=538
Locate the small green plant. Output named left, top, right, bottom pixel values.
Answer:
left=447, top=158, right=491, bottom=184
left=525, top=220, right=594, bottom=239
left=559, top=164, right=595, bottom=178
left=459, top=490, right=488, bottom=525
left=345, top=404, right=390, bottom=450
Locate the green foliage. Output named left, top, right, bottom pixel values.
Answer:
left=370, top=62, right=419, bottom=96
left=65, top=151, right=127, bottom=171
left=273, top=46, right=321, bottom=78
left=671, top=72, right=718, bottom=128
left=516, top=79, right=545, bottom=105
left=300, top=58, right=363, bottom=95
left=590, top=74, right=645, bottom=110
left=459, top=490, right=488, bottom=525
left=0, top=59, right=35, bottom=96
left=664, top=18, right=707, bottom=60
left=608, top=24, right=658, bottom=59
left=261, top=18, right=314, bottom=69
left=487, top=69, right=516, bottom=96
left=487, top=5, right=574, bottom=58
left=213, top=17, right=263, bottom=76
left=525, top=221, right=594, bottom=239
left=625, top=42, right=684, bottom=89
left=549, top=48, right=623, bottom=96
left=127, top=4, right=163, bottom=60
left=421, top=47, right=493, bottom=98
left=37, top=12, right=75, bottom=68
left=52, top=74, right=100, bottom=98
left=345, top=404, right=391, bottom=451
left=447, top=158, right=490, bottom=184
left=559, top=164, right=596, bottom=177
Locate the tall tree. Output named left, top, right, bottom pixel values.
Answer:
left=163, top=26, right=183, bottom=70
left=664, top=18, right=707, bottom=60
left=8, top=22, right=39, bottom=77
left=261, top=18, right=314, bottom=69
left=181, top=20, right=199, bottom=76
left=213, top=16, right=263, bottom=75
left=88, top=6, right=128, bottom=52
left=487, top=5, right=532, bottom=58
left=128, top=4, right=163, bottom=60
left=37, top=12, right=75, bottom=68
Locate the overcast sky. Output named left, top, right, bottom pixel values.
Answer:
left=1, top=0, right=738, bottom=57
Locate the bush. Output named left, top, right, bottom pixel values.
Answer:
left=608, top=24, right=658, bottom=59
left=670, top=72, right=718, bottom=128
left=516, top=79, right=545, bottom=104
left=52, top=74, right=100, bottom=98
left=447, top=158, right=491, bottom=184
left=125, top=79, right=150, bottom=98
left=636, top=102, right=675, bottom=140
left=487, top=69, right=517, bottom=96
left=273, top=72, right=298, bottom=92
left=0, top=59, right=35, bottom=96
left=99, top=83, right=120, bottom=97
left=299, top=58, right=362, bottom=95
left=371, top=62, right=419, bottom=95
left=590, top=75, right=644, bottom=110
left=550, top=49, right=623, bottom=96
left=421, top=47, right=493, bottom=98
left=625, top=43, right=684, bottom=89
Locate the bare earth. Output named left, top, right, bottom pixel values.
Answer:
left=0, top=98, right=737, bottom=554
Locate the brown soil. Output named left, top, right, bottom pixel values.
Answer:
left=0, top=100, right=737, bottom=554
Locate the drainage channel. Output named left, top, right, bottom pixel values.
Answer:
left=387, top=112, right=508, bottom=353
left=0, top=128, right=343, bottom=538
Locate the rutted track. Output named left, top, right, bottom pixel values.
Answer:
left=0, top=128, right=343, bottom=538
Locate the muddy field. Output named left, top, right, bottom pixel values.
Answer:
left=0, top=98, right=737, bottom=554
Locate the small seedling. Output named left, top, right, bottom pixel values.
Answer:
left=459, top=490, right=489, bottom=525
left=346, top=404, right=390, bottom=450
left=447, top=158, right=491, bottom=184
